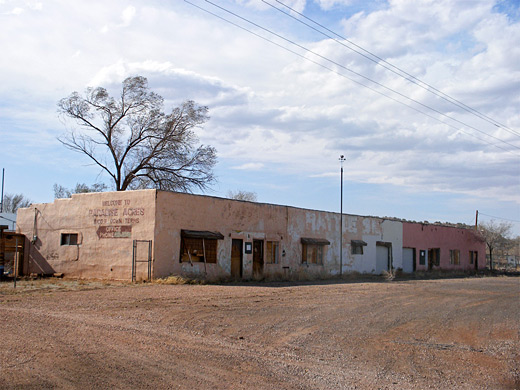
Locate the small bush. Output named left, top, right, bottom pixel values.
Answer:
left=153, top=275, right=205, bottom=285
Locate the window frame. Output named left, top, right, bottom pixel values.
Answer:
left=351, top=240, right=367, bottom=255
left=265, top=241, right=279, bottom=264
left=180, top=237, right=218, bottom=264
left=428, top=248, right=440, bottom=267
left=179, top=230, right=224, bottom=264
left=469, top=250, right=478, bottom=265
left=301, top=238, right=330, bottom=266
left=450, top=249, right=460, bottom=265
left=60, top=233, right=78, bottom=246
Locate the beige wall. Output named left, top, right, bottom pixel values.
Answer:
left=17, top=190, right=156, bottom=280
left=14, top=189, right=439, bottom=281
left=154, top=191, right=289, bottom=280
left=154, top=191, right=403, bottom=280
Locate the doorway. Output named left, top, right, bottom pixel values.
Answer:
left=402, top=248, right=415, bottom=273
left=376, top=242, right=392, bottom=274
left=253, top=239, right=264, bottom=277
left=231, top=239, right=243, bottom=279
left=376, top=245, right=389, bottom=273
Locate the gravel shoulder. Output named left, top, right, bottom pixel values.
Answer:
left=0, top=277, right=519, bottom=389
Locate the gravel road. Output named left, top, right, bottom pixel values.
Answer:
left=0, top=277, right=518, bottom=389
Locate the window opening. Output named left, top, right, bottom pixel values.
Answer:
left=351, top=240, right=367, bottom=255
left=266, top=241, right=279, bottom=264
left=61, top=233, right=78, bottom=246
left=428, top=248, right=440, bottom=267
left=181, top=237, right=217, bottom=263
left=301, top=238, right=330, bottom=265
left=450, top=249, right=460, bottom=265
left=469, top=250, right=478, bottom=265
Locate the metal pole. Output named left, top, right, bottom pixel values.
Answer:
left=14, top=236, right=18, bottom=288
left=132, top=240, right=136, bottom=282
left=1, top=168, right=4, bottom=213
left=339, top=155, right=346, bottom=277
left=475, top=210, right=478, bottom=231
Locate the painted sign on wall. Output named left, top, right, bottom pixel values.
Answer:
left=96, top=225, right=132, bottom=239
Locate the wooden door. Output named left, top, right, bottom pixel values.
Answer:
left=231, top=239, right=243, bottom=279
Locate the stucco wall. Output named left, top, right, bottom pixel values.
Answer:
left=402, top=222, right=486, bottom=271
left=154, top=191, right=288, bottom=279
left=153, top=192, right=405, bottom=280
left=16, top=190, right=156, bottom=279
left=15, top=189, right=483, bottom=281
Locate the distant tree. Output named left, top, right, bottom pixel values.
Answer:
left=227, top=190, right=257, bottom=202
left=478, top=220, right=513, bottom=270
left=58, top=76, right=217, bottom=192
left=1, top=193, right=31, bottom=212
left=53, top=183, right=108, bottom=199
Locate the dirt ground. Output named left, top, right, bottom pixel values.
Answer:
left=0, top=276, right=518, bottom=390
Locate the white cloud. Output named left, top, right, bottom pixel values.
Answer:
left=121, top=6, right=136, bottom=26
left=0, top=0, right=518, bottom=225
left=232, top=163, right=265, bottom=170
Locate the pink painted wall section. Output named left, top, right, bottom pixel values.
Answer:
left=402, top=222, right=486, bottom=271
left=16, top=190, right=156, bottom=280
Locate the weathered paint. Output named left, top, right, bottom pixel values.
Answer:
left=16, top=190, right=156, bottom=280
left=402, top=222, right=486, bottom=271
left=15, top=190, right=485, bottom=280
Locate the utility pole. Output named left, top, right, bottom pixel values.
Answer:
left=1, top=168, right=4, bottom=213
left=339, top=155, right=346, bottom=277
left=475, top=210, right=479, bottom=231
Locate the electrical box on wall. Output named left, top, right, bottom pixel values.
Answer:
left=245, top=242, right=252, bottom=254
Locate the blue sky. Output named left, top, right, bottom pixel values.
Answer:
left=0, top=0, right=519, bottom=234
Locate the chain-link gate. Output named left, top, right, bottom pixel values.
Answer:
left=132, top=240, right=152, bottom=282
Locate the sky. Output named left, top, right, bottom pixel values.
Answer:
left=0, top=0, right=519, bottom=234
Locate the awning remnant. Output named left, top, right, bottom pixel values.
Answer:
left=301, top=237, right=330, bottom=245
left=181, top=230, right=224, bottom=240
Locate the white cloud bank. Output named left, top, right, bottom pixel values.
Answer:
left=0, top=0, right=518, bottom=227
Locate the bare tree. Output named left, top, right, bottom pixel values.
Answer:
left=227, top=190, right=257, bottom=202
left=53, top=183, right=108, bottom=199
left=478, top=220, right=513, bottom=270
left=1, top=193, right=32, bottom=212
left=58, top=76, right=217, bottom=192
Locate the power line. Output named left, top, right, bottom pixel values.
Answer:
left=192, top=0, right=520, bottom=155
left=186, top=0, right=517, bottom=156
left=479, top=212, right=520, bottom=223
left=264, top=0, right=520, bottom=139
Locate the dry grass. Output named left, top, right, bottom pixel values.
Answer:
left=152, top=275, right=206, bottom=285
left=0, top=277, right=129, bottom=295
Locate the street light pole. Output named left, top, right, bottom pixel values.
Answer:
left=339, top=155, right=346, bottom=277
left=1, top=168, right=4, bottom=213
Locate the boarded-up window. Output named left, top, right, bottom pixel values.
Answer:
left=61, top=233, right=78, bottom=246
left=180, top=230, right=223, bottom=264
left=266, top=241, right=279, bottom=264
left=450, top=249, right=460, bottom=265
left=302, top=244, right=323, bottom=265
left=351, top=240, right=367, bottom=255
left=301, top=238, right=329, bottom=265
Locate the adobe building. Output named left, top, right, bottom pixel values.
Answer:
left=15, top=189, right=486, bottom=281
